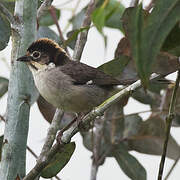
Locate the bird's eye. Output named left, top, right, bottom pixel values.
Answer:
left=32, top=51, right=41, bottom=59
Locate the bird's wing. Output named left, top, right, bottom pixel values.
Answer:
left=60, top=61, right=128, bottom=86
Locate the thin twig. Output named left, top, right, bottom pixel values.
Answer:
left=49, top=6, right=70, bottom=56
left=38, top=109, right=64, bottom=162
left=27, top=146, right=38, bottom=159
left=90, top=161, right=98, bottom=180
left=158, top=70, right=180, bottom=180
left=90, top=119, right=104, bottom=180
left=164, top=155, right=180, bottom=180
left=72, top=0, right=96, bottom=61
left=0, top=2, right=15, bottom=24
left=37, top=0, right=53, bottom=20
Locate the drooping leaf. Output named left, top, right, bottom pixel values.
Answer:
left=0, top=77, right=9, bottom=98
left=41, top=142, right=76, bottom=178
left=98, top=56, right=130, bottom=77
left=104, top=106, right=125, bottom=144
left=37, top=26, right=62, bottom=44
left=105, top=0, right=125, bottom=31
left=66, top=27, right=90, bottom=49
left=70, top=8, right=86, bottom=30
left=113, top=144, right=146, bottom=180
left=122, top=1, right=180, bottom=87
left=132, top=88, right=161, bottom=107
left=123, top=115, right=142, bottom=139
left=127, top=115, right=180, bottom=160
left=39, top=7, right=60, bottom=26
left=0, top=14, right=11, bottom=50
left=37, top=95, right=56, bottom=123
left=162, top=23, right=180, bottom=56
left=92, top=6, right=107, bottom=33
left=152, top=52, right=179, bottom=75
left=0, top=135, right=3, bottom=161
left=37, top=95, right=74, bottom=127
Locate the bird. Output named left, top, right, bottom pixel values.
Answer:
left=17, top=38, right=131, bottom=113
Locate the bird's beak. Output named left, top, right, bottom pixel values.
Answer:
left=17, top=55, right=33, bottom=62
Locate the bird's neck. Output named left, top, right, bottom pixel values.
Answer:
left=54, top=50, right=70, bottom=66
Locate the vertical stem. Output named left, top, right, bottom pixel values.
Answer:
left=0, top=0, right=38, bottom=179
left=158, top=70, right=180, bottom=180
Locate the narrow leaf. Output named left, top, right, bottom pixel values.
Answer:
left=66, top=27, right=89, bottom=49
left=0, top=135, right=3, bottom=161
left=0, top=77, right=8, bottom=98
left=98, top=56, right=130, bottom=77
left=41, top=142, right=76, bottom=178
left=113, top=144, right=146, bottom=180
left=92, top=6, right=106, bottom=33
left=0, top=14, right=11, bottom=50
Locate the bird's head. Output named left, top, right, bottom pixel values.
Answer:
left=17, top=38, right=69, bottom=70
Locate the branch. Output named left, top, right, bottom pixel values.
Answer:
left=72, top=0, right=96, bottom=61
left=0, top=2, right=15, bottom=24
left=23, top=73, right=160, bottom=180
left=26, top=147, right=61, bottom=180
left=158, top=70, right=180, bottom=180
left=90, top=119, right=104, bottom=180
left=37, top=0, right=53, bottom=20
left=49, top=6, right=70, bottom=56
left=38, top=109, right=64, bottom=162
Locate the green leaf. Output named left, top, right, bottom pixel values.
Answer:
left=105, top=0, right=125, bottom=31
left=66, top=27, right=89, bottom=49
left=92, top=6, right=106, bottom=33
left=39, top=8, right=60, bottom=26
left=0, top=77, right=9, bottom=98
left=70, top=8, right=86, bottom=30
left=122, top=1, right=180, bottom=87
left=113, top=144, right=146, bottom=180
left=0, top=14, right=11, bottom=50
left=162, top=23, right=180, bottom=56
left=98, top=56, right=130, bottom=77
left=41, top=142, right=76, bottom=178
left=37, top=26, right=62, bottom=45
left=0, top=135, right=3, bottom=161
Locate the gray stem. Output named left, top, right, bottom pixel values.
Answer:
left=0, top=0, right=38, bottom=179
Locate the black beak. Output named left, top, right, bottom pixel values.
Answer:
left=17, top=55, right=33, bottom=62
